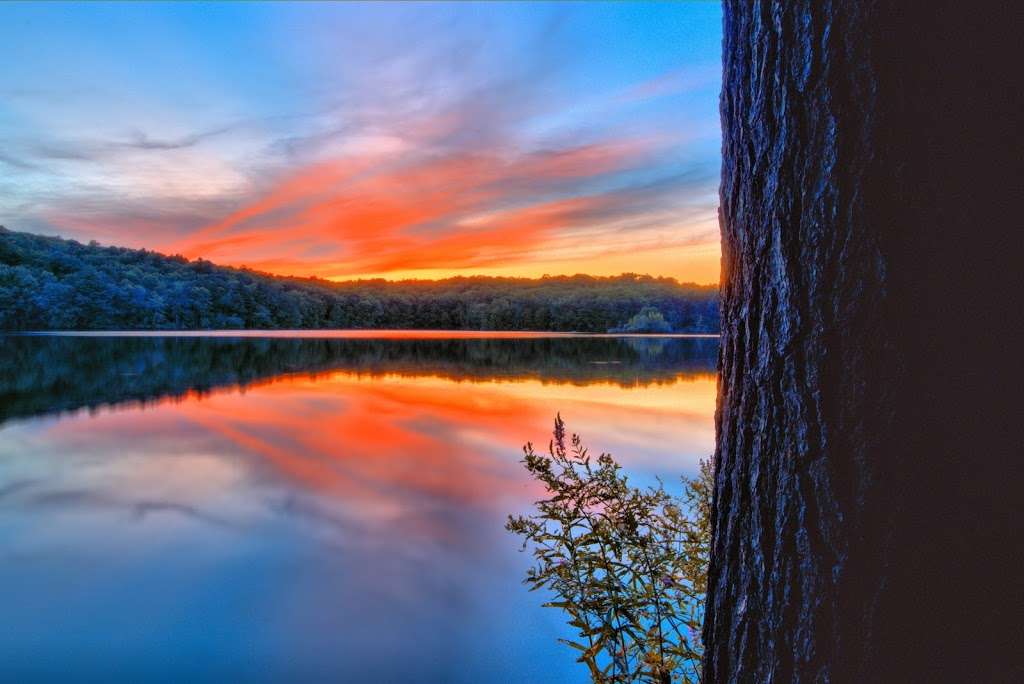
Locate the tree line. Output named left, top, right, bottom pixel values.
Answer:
left=0, top=335, right=717, bottom=425
left=0, top=227, right=719, bottom=332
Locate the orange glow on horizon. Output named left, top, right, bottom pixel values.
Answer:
left=151, top=138, right=721, bottom=284
left=316, top=239, right=723, bottom=285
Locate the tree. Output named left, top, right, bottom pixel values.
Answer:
left=707, top=2, right=1022, bottom=681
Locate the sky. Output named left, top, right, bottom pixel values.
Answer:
left=0, top=1, right=722, bottom=283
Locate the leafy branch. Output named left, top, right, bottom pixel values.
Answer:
left=507, top=415, right=712, bottom=683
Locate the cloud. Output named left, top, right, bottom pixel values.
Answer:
left=2, top=3, right=721, bottom=280
left=616, top=64, right=721, bottom=104
left=29, top=141, right=103, bottom=162
left=6, top=121, right=245, bottom=166
left=116, top=124, right=242, bottom=151
left=0, top=151, right=41, bottom=171
left=160, top=132, right=715, bottom=278
left=0, top=479, right=40, bottom=501
left=27, top=487, right=242, bottom=531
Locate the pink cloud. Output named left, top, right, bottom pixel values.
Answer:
left=160, top=137, right=662, bottom=278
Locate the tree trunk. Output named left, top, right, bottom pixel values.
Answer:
left=706, top=2, right=1023, bottom=681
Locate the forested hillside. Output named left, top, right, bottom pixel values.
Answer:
left=0, top=227, right=719, bottom=332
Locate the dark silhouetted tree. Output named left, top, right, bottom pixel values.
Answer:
left=707, top=2, right=1022, bottom=681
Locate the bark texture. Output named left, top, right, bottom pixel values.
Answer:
left=706, top=2, right=1023, bottom=681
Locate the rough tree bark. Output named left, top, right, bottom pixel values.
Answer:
left=706, top=2, right=1022, bottom=681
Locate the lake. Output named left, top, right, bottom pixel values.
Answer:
left=0, top=332, right=717, bottom=682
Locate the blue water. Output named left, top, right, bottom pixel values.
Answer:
left=0, top=333, right=717, bottom=681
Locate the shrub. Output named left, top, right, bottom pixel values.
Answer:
left=507, top=415, right=712, bottom=683
left=610, top=306, right=674, bottom=334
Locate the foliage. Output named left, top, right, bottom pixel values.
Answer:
left=507, top=416, right=712, bottom=683
left=0, top=227, right=719, bottom=332
left=609, top=306, right=674, bottom=334
left=0, top=335, right=717, bottom=426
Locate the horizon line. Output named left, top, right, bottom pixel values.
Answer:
left=0, top=224, right=721, bottom=287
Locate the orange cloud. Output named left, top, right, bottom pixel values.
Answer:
left=155, top=137, right=706, bottom=280
left=34, top=361, right=715, bottom=554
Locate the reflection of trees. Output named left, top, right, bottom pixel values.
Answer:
left=0, top=335, right=718, bottom=425
left=623, top=335, right=678, bottom=359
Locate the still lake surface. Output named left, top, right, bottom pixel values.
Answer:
left=0, top=331, right=717, bottom=682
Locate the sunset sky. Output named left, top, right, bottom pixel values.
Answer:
left=0, top=2, right=722, bottom=283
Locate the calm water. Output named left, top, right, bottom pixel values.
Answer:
left=0, top=332, right=717, bottom=682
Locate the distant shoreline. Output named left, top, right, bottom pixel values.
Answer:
left=10, top=329, right=720, bottom=340
left=0, top=228, right=720, bottom=334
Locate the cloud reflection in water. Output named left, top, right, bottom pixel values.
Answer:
left=0, top=334, right=716, bottom=681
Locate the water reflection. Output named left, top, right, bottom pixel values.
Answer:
left=0, top=334, right=717, bottom=681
